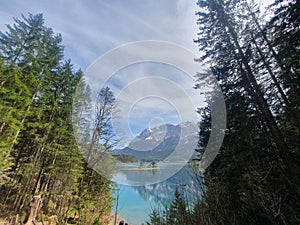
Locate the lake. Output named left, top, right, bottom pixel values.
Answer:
left=111, top=162, right=202, bottom=225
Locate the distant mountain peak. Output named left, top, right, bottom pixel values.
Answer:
left=112, top=121, right=198, bottom=161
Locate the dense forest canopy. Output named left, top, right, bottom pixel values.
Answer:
left=0, top=13, right=114, bottom=225
left=148, top=0, right=300, bottom=224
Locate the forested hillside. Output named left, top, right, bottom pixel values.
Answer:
left=0, top=14, right=113, bottom=224
left=147, top=0, right=300, bottom=224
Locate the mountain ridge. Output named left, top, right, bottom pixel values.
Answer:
left=112, top=121, right=198, bottom=161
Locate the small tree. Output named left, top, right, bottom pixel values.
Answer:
left=150, top=161, right=157, bottom=168
left=76, top=86, right=118, bottom=224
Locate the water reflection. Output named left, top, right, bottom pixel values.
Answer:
left=140, top=166, right=201, bottom=202
left=113, top=162, right=199, bottom=186
left=112, top=164, right=203, bottom=225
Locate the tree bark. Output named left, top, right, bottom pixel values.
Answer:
left=214, top=0, right=290, bottom=159
left=245, top=2, right=294, bottom=82
left=9, top=214, right=18, bottom=225
left=24, top=196, right=42, bottom=225
left=10, top=92, right=37, bottom=150
left=250, top=33, right=289, bottom=106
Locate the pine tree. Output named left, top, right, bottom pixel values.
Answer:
left=0, top=14, right=115, bottom=224
left=0, top=13, right=63, bottom=149
left=192, top=0, right=300, bottom=224
left=73, top=86, right=118, bottom=224
left=148, top=1, right=300, bottom=224
left=0, top=60, right=31, bottom=181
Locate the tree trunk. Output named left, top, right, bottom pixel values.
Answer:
left=246, top=3, right=293, bottom=78
left=9, top=214, right=19, bottom=225
left=250, top=33, right=289, bottom=106
left=214, top=0, right=290, bottom=159
left=24, top=196, right=42, bottom=225
left=10, top=92, right=37, bottom=150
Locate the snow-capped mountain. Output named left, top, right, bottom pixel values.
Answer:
left=112, top=121, right=198, bottom=161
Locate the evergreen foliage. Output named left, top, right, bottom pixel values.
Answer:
left=147, top=0, right=299, bottom=224
left=0, top=13, right=115, bottom=224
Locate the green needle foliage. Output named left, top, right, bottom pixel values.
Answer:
left=0, top=13, right=115, bottom=224
left=147, top=0, right=299, bottom=224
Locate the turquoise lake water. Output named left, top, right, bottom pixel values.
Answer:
left=112, top=185, right=158, bottom=225
left=111, top=163, right=202, bottom=225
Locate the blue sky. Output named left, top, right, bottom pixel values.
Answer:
left=0, top=0, right=202, bottom=139
left=0, top=0, right=200, bottom=70
left=0, top=0, right=273, bottom=69
left=0, top=0, right=273, bottom=143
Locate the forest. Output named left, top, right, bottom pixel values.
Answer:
left=0, top=0, right=299, bottom=225
left=0, top=13, right=115, bottom=224
left=147, top=0, right=300, bottom=224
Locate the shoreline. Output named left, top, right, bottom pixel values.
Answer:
left=119, top=167, right=160, bottom=171
left=109, top=212, right=129, bottom=225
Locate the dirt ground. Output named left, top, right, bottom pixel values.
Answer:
left=0, top=214, right=128, bottom=225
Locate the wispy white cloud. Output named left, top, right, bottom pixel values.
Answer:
left=0, top=0, right=200, bottom=69
left=0, top=0, right=205, bottom=138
